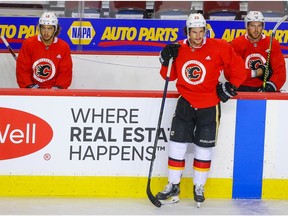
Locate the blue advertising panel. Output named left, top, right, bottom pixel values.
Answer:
left=0, top=17, right=288, bottom=54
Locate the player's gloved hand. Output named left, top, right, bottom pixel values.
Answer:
left=249, top=60, right=261, bottom=70
left=216, top=82, right=238, bottom=103
left=159, top=43, right=181, bottom=67
left=26, top=84, right=39, bottom=89
left=250, top=61, right=273, bottom=81
left=52, top=86, right=63, bottom=89
left=258, top=64, right=273, bottom=81
left=259, top=81, right=277, bottom=92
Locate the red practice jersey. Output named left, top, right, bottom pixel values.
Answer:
left=16, top=35, right=73, bottom=89
left=160, top=38, right=246, bottom=108
left=230, top=34, right=286, bottom=90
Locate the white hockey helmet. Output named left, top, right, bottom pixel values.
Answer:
left=244, top=11, right=265, bottom=28
left=186, top=13, right=206, bottom=28
left=186, top=13, right=207, bottom=43
left=39, top=12, right=58, bottom=30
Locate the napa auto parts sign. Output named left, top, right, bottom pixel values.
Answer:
left=0, top=17, right=288, bottom=54
left=0, top=107, right=53, bottom=160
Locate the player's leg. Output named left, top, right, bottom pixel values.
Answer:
left=156, top=96, right=195, bottom=204
left=193, top=103, right=220, bottom=207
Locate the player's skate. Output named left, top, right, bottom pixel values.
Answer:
left=155, top=183, right=180, bottom=205
left=193, top=185, right=205, bottom=208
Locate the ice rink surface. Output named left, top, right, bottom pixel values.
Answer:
left=0, top=197, right=287, bottom=215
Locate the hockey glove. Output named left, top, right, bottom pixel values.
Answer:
left=52, top=86, right=63, bottom=89
left=216, top=82, right=238, bottom=103
left=26, top=84, right=39, bottom=89
left=159, top=43, right=181, bottom=67
left=249, top=60, right=261, bottom=70
left=259, top=81, right=277, bottom=92
left=258, top=64, right=273, bottom=81
left=250, top=61, right=272, bottom=80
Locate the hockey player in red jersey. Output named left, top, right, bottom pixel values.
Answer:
left=16, top=12, right=73, bottom=89
left=155, top=13, right=246, bottom=207
left=230, top=11, right=286, bottom=92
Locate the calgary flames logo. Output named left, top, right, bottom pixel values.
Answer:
left=182, top=60, right=206, bottom=85
left=185, top=66, right=201, bottom=80
left=32, top=58, right=56, bottom=83
left=35, top=65, right=51, bottom=77
left=245, top=53, right=266, bottom=69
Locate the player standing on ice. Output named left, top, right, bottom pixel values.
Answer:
left=16, top=11, right=73, bottom=89
left=155, top=13, right=246, bottom=207
left=230, top=11, right=286, bottom=92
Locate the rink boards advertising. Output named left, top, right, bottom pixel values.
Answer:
left=0, top=17, right=288, bottom=200
left=0, top=90, right=287, bottom=200
left=0, top=17, right=288, bottom=54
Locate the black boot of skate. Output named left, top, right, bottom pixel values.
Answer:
left=193, top=185, right=205, bottom=208
left=156, top=183, right=180, bottom=205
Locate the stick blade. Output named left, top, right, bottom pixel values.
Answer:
left=147, top=189, right=162, bottom=208
left=146, top=181, right=161, bottom=208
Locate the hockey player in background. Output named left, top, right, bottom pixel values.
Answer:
left=16, top=11, right=73, bottom=89
left=230, top=11, right=286, bottom=92
left=155, top=13, right=246, bottom=207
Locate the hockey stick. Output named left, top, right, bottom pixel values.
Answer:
left=0, top=35, right=17, bottom=61
left=146, top=57, right=173, bottom=208
left=262, top=15, right=288, bottom=90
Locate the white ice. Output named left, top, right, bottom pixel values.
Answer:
left=0, top=198, right=287, bottom=215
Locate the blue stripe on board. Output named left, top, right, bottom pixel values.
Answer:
left=232, top=100, right=266, bottom=199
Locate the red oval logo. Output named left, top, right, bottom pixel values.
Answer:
left=0, top=107, right=53, bottom=160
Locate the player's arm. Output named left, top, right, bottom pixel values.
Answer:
left=16, top=40, right=37, bottom=88
left=53, top=44, right=73, bottom=89
left=159, top=43, right=180, bottom=81
left=231, top=38, right=258, bottom=81
left=223, top=41, right=247, bottom=88
left=217, top=41, right=246, bottom=102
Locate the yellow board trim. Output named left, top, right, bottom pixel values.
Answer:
left=0, top=176, right=232, bottom=198
left=262, top=179, right=288, bottom=199
left=2, top=176, right=287, bottom=199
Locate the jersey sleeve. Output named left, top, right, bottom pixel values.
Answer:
left=159, top=42, right=183, bottom=82
left=221, top=40, right=247, bottom=88
left=160, top=61, right=177, bottom=81
left=16, top=39, right=34, bottom=88
left=54, top=42, right=73, bottom=89
left=230, top=37, right=254, bottom=80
